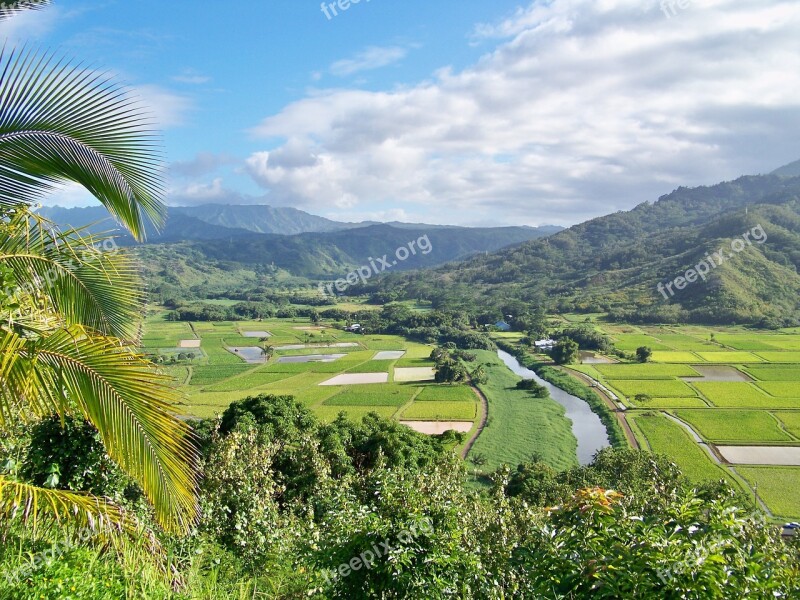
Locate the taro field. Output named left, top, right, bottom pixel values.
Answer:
left=141, top=311, right=479, bottom=435
left=567, top=324, right=800, bottom=520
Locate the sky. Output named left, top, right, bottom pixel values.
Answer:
left=2, top=0, right=799, bottom=227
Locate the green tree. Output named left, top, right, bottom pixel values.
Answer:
left=636, top=346, right=653, bottom=363
left=551, top=338, right=579, bottom=365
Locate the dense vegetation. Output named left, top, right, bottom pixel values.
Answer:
left=2, top=395, right=798, bottom=598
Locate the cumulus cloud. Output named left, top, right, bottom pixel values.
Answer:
left=245, top=0, right=800, bottom=226
left=170, top=152, right=235, bottom=177
left=330, top=45, right=408, bottom=77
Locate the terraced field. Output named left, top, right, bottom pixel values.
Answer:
left=581, top=324, right=800, bottom=519
left=142, top=312, right=478, bottom=430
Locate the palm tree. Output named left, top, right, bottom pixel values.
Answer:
left=260, top=344, right=274, bottom=361
left=0, top=8, right=198, bottom=536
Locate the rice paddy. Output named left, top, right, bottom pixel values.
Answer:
left=574, top=324, right=800, bottom=518
left=141, top=313, right=478, bottom=432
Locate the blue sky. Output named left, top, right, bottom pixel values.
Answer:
left=2, top=0, right=800, bottom=226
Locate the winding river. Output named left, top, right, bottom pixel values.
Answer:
left=498, top=350, right=610, bottom=465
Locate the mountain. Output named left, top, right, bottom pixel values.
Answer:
left=137, top=222, right=560, bottom=298
left=773, top=159, right=800, bottom=178
left=365, top=174, right=800, bottom=327
left=36, top=203, right=353, bottom=241
left=170, top=204, right=353, bottom=235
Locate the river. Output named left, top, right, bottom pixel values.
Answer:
left=498, top=350, right=610, bottom=465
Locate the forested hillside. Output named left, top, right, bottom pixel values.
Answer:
left=360, top=175, right=800, bottom=326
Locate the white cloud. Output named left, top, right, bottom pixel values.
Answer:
left=0, top=3, right=60, bottom=41
left=39, top=182, right=99, bottom=208
left=245, top=0, right=800, bottom=226
left=172, top=70, right=212, bottom=85
left=330, top=45, right=408, bottom=77
left=134, top=84, right=192, bottom=128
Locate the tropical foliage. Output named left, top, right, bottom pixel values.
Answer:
left=0, top=4, right=197, bottom=538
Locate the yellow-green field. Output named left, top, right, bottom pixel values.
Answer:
left=571, top=324, right=800, bottom=519
left=141, top=312, right=478, bottom=429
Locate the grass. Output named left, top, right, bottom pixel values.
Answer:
left=674, top=410, right=794, bottom=443
left=745, top=366, right=800, bottom=381
left=595, top=364, right=700, bottom=380
left=609, top=379, right=699, bottom=398
left=202, top=371, right=298, bottom=392
left=694, top=382, right=800, bottom=408
left=629, top=397, right=709, bottom=409
left=415, top=385, right=477, bottom=402
left=189, top=364, right=254, bottom=386
left=696, top=351, right=764, bottom=363
left=754, top=352, right=800, bottom=363
left=312, top=405, right=398, bottom=423
left=651, top=351, right=702, bottom=363
left=465, top=350, right=577, bottom=472
left=401, top=401, right=477, bottom=421
left=755, top=382, right=800, bottom=398
left=736, top=467, right=800, bottom=518
left=324, top=384, right=420, bottom=406
left=628, top=412, right=732, bottom=484
left=776, top=412, right=800, bottom=437
left=611, top=335, right=672, bottom=351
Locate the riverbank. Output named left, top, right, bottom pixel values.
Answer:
left=495, top=340, right=628, bottom=448
left=464, top=350, right=578, bottom=472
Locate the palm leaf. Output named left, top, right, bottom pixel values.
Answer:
left=0, top=326, right=200, bottom=534
left=0, top=45, right=165, bottom=241
left=0, top=476, right=142, bottom=538
left=0, top=206, right=145, bottom=340
left=0, top=1, right=51, bottom=21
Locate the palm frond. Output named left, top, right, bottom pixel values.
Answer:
left=0, top=1, right=51, bottom=21
left=0, top=326, right=200, bottom=534
left=0, top=206, right=144, bottom=340
left=0, top=476, right=143, bottom=539
left=0, top=45, right=165, bottom=241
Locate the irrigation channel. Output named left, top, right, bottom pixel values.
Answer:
left=498, top=350, right=610, bottom=465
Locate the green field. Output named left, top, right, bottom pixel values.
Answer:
left=585, top=323, right=800, bottom=518
left=400, top=402, right=477, bottom=421
left=673, top=410, right=795, bottom=443
left=736, top=467, right=800, bottom=519
left=594, top=363, right=700, bottom=380
left=465, top=350, right=577, bottom=472
left=745, top=366, right=800, bottom=381
left=142, top=315, right=477, bottom=430
left=628, top=413, right=731, bottom=484
left=609, top=379, right=699, bottom=398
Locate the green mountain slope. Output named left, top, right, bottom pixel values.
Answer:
left=137, top=223, right=560, bottom=298
left=364, top=175, right=800, bottom=326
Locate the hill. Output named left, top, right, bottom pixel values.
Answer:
left=136, top=222, right=560, bottom=299
left=363, top=175, right=800, bottom=327
left=773, top=159, right=800, bottom=178
left=36, top=203, right=353, bottom=240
